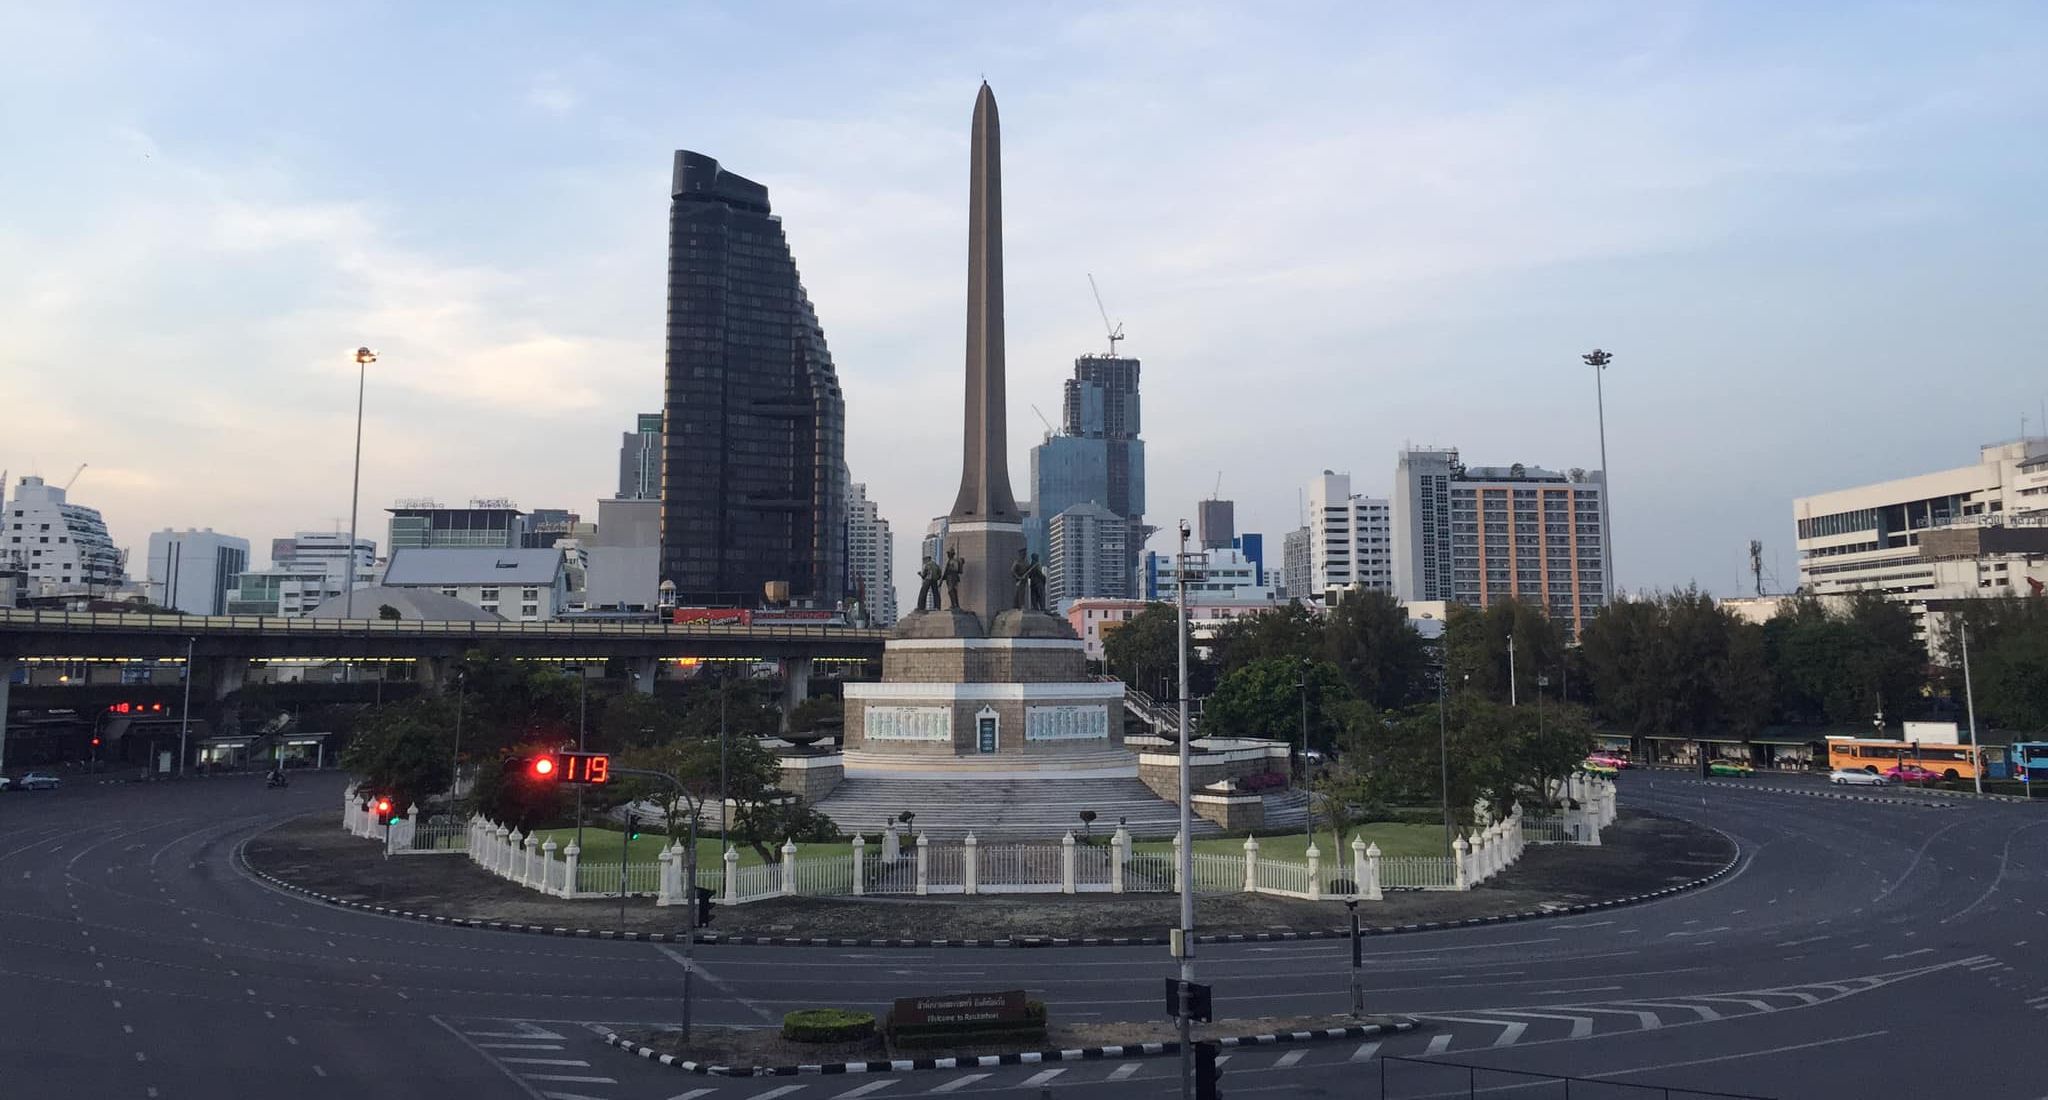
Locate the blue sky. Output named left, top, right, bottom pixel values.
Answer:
left=4, top=1, right=2045, bottom=601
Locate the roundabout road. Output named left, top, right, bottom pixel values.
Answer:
left=4, top=770, right=2045, bottom=1099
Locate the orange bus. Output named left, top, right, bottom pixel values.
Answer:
left=1825, top=737, right=1987, bottom=781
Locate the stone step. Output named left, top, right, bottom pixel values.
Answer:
left=812, top=774, right=1297, bottom=839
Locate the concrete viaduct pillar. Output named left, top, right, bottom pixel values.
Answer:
left=628, top=657, right=658, bottom=696
left=780, top=656, right=813, bottom=732
left=0, top=656, right=16, bottom=773
left=209, top=657, right=250, bottom=702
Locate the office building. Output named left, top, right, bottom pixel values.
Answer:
left=387, top=499, right=525, bottom=551
left=1197, top=499, right=1235, bottom=550
left=145, top=529, right=250, bottom=615
left=1064, top=596, right=1151, bottom=663
left=583, top=498, right=661, bottom=612
left=845, top=482, right=898, bottom=626
left=618, top=412, right=662, bottom=500
left=1305, top=471, right=1392, bottom=598
left=225, top=532, right=377, bottom=617
left=1281, top=526, right=1311, bottom=601
left=3, top=475, right=125, bottom=598
left=1392, top=447, right=1609, bottom=635
left=660, top=151, right=846, bottom=610
left=1793, top=437, right=2048, bottom=638
left=381, top=547, right=570, bottom=621
left=1047, top=502, right=1133, bottom=604
left=1144, top=536, right=1274, bottom=603
left=1026, top=354, right=1148, bottom=596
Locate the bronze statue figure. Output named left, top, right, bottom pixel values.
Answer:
left=942, top=546, right=964, bottom=610
left=1012, top=548, right=1032, bottom=610
left=1027, top=552, right=1048, bottom=611
left=915, top=554, right=942, bottom=612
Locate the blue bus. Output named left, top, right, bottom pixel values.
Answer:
left=2011, top=742, right=2048, bottom=786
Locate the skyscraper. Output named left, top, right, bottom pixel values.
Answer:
left=4, top=475, right=124, bottom=598
left=1047, top=502, right=1131, bottom=604
left=1281, top=526, right=1311, bottom=601
left=845, top=482, right=898, bottom=626
left=1027, top=354, right=1147, bottom=598
left=1305, top=472, right=1392, bottom=597
left=146, top=528, right=250, bottom=615
left=618, top=412, right=662, bottom=500
left=1392, top=447, right=1609, bottom=635
left=660, top=151, right=847, bottom=608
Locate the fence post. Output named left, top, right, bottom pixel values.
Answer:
left=781, top=838, right=798, bottom=896
left=882, top=824, right=900, bottom=863
left=563, top=842, right=582, bottom=897
left=1305, top=842, right=1322, bottom=901
left=1172, top=831, right=1186, bottom=894
left=1452, top=836, right=1470, bottom=890
left=1351, top=836, right=1367, bottom=899
left=964, top=832, right=979, bottom=895
left=851, top=834, right=867, bottom=896
left=1061, top=832, right=1077, bottom=894
left=542, top=839, right=561, bottom=896
left=1110, top=827, right=1126, bottom=894
left=1585, top=796, right=1604, bottom=846
left=1243, top=836, right=1261, bottom=894
left=1364, top=841, right=1383, bottom=900
left=722, top=846, right=739, bottom=904
left=915, top=834, right=930, bottom=896
left=654, top=844, right=674, bottom=906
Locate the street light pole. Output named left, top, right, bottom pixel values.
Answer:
left=343, top=347, right=375, bottom=622
left=719, top=677, right=729, bottom=849
left=1582, top=348, right=1616, bottom=597
left=576, top=666, right=588, bottom=854
left=177, top=636, right=194, bottom=778
left=450, top=669, right=466, bottom=796
left=1508, top=633, right=1518, bottom=707
left=1437, top=669, right=1452, bottom=858
left=1298, top=657, right=1313, bottom=847
left=1174, top=519, right=1195, bottom=1100
left=1960, top=620, right=1983, bottom=795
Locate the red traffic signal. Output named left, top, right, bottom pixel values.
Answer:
left=524, top=752, right=608, bottom=785
left=374, top=797, right=393, bottom=816
left=90, top=736, right=102, bottom=747
left=531, top=755, right=557, bottom=779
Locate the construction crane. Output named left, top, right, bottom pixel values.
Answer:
left=1031, top=404, right=1057, bottom=441
left=1087, top=273, right=1125, bottom=357
left=63, top=463, right=87, bottom=491
left=1212, top=472, right=1224, bottom=500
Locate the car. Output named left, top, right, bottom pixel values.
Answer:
left=0, top=775, right=10, bottom=792
left=17, top=773, right=61, bottom=791
left=1829, top=768, right=1890, bottom=786
left=1586, top=753, right=1631, bottom=770
left=1580, top=761, right=1619, bottom=779
left=1707, top=759, right=1754, bottom=777
left=1882, top=764, right=1941, bottom=784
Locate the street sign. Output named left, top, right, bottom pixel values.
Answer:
left=1165, top=978, right=1213, bottom=1022
left=891, top=990, right=1029, bottom=1027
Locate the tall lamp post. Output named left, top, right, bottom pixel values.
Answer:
left=1960, top=619, right=1984, bottom=795
left=1173, top=519, right=1196, bottom=1100
left=1298, top=657, right=1313, bottom=847
left=1582, top=348, right=1616, bottom=596
left=1437, top=669, right=1453, bottom=857
left=343, top=347, right=375, bottom=622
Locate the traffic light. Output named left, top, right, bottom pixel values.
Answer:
left=89, top=737, right=101, bottom=748
left=694, top=885, right=715, bottom=928
left=372, top=796, right=395, bottom=823
left=1195, top=1040, right=1222, bottom=1100
left=530, top=755, right=557, bottom=779
left=521, top=751, right=610, bottom=785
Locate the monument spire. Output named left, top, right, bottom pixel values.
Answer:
left=950, top=80, right=1021, bottom=523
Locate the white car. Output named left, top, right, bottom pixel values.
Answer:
left=0, top=776, right=10, bottom=791
left=1829, top=768, right=1889, bottom=787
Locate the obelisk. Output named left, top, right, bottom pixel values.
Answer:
left=945, top=81, right=1027, bottom=627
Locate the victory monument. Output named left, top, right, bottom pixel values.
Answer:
left=841, top=83, right=1131, bottom=776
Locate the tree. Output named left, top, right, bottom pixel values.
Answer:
left=1323, top=589, right=1432, bottom=710
left=1937, top=597, right=2048, bottom=730
left=1201, top=657, right=1353, bottom=750
left=1444, top=599, right=1567, bottom=707
left=1102, top=602, right=1197, bottom=699
left=1771, top=593, right=1925, bottom=725
left=787, top=695, right=844, bottom=740
left=339, top=697, right=455, bottom=811
left=1207, top=604, right=1324, bottom=677
left=377, top=603, right=402, bottom=621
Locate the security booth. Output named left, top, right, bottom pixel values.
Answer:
left=195, top=734, right=262, bottom=772
left=276, top=732, right=332, bottom=770
left=1748, top=735, right=1825, bottom=772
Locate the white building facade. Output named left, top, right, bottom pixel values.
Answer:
left=3, top=475, right=125, bottom=598
left=1143, top=545, right=1277, bottom=603
left=1306, top=471, right=1391, bottom=597
left=845, top=482, right=898, bottom=626
left=1392, top=447, right=1609, bottom=637
left=381, top=547, right=570, bottom=621
left=1048, top=502, right=1134, bottom=605
left=583, top=498, right=661, bottom=612
left=225, top=532, right=377, bottom=617
left=145, top=529, right=251, bottom=615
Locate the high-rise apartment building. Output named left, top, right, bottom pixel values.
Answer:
left=1028, top=354, right=1147, bottom=597
left=1305, top=471, right=1392, bottom=597
left=618, top=412, right=662, bottom=500
left=146, top=529, right=250, bottom=615
left=1281, top=526, right=1311, bottom=601
left=845, top=482, right=898, bottom=626
left=1392, top=447, right=1609, bottom=635
left=225, top=532, right=376, bottom=617
left=387, top=499, right=525, bottom=551
left=1793, top=437, right=2048, bottom=638
left=3, top=475, right=124, bottom=598
left=1047, top=502, right=1132, bottom=605
left=660, top=151, right=846, bottom=608
left=1197, top=499, right=1235, bottom=550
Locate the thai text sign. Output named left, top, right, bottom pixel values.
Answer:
left=891, top=989, right=1029, bottom=1027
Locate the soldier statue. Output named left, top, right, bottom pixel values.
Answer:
left=915, top=554, right=943, bottom=612
left=1027, top=552, right=1048, bottom=611
left=1012, top=548, right=1033, bottom=610
left=941, top=546, right=964, bottom=610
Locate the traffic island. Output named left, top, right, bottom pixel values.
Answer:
left=242, top=809, right=1733, bottom=944
left=603, top=1012, right=1419, bottom=1077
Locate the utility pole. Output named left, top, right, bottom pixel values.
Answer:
left=343, top=347, right=375, bottom=623
left=1174, top=518, right=1195, bottom=1100
left=177, top=636, right=195, bottom=778
left=576, top=666, right=588, bottom=854
left=1437, top=669, right=1452, bottom=857
left=1298, top=657, right=1313, bottom=847
left=1961, top=619, right=1983, bottom=795
left=1508, top=633, right=1517, bottom=707
left=1582, top=348, right=1617, bottom=596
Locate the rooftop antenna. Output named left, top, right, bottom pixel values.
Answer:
left=1212, top=472, right=1223, bottom=500
left=1748, top=539, right=1764, bottom=598
left=1087, top=273, right=1125, bottom=357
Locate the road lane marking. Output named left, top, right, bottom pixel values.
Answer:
left=1883, top=948, right=1934, bottom=960
left=828, top=1082, right=897, bottom=1098
left=1020, top=1069, right=1065, bottom=1085
left=519, top=1075, right=617, bottom=1084
left=1109, top=1062, right=1144, bottom=1079
left=667, top=1091, right=717, bottom=1100
left=1624, top=1001, right=1719, bottom=1022
left=1488, top=1010, right=1594, bottom=1039
left=1274, top=1050, right=1307, bottom=1067
left=754, top=1087, right=812, bottom=1099
left=656, top=944, right=777, bottom=1024
left=1424, top=1034, right=1453, bottom=1054
left=931, top=1075, right=989, bottom=1092
left=479, top=1042, right=566, bottom=1050
left=312, top=1066, right=327, bottom=1078
left=1584, top=1029, right=1887, bottom=1080
left=501, top=1058, right=591, bottom=1067
left=1349, top=1041, right=1381, bottom=1062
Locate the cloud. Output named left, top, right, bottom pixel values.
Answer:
left=526, top=75, right=580, bottom=117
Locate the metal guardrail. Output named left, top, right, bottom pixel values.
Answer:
left=1376, top=1054, right=1770, bottom=1099
left=0, top=607, right=889, bottom=642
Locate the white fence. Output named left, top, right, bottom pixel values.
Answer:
left=338, top=777, right=1619, bottom=906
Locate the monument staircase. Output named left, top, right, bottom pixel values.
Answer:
left=813, top=777, right=1311, bottom=840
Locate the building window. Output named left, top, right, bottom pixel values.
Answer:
left=480, top=588, right=499, bottom=601
left=520, top=604, right=539, bottom=618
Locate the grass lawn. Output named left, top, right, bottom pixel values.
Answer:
left=531, top=827, right=855, bottom=867
left=1135, top=823, right=1450, bottom=862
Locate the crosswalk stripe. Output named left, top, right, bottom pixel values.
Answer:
left=1487, top=1010, right=1594, bottom=1039
left=754, top=1087, right=810, bottom=1099
left=1425, top=1034, right=1453, bottom=1055
left=668, top=1090, right=718, bottom=1100
left=520, top=1076, right=617, bottom=1085
left=1274, top=1050, right=1307, bottom=1068
left=1020, top=1069, right=1065, bottom=1086
left=501, top=1058, right=591, bottom=1066
left=1108, top=1063, right=1143, bottom=1080
left=1623, top=1002, right=1720, bottom=1022
left=478, top=1042, right=565, bottom=1050
left=929, top=1076, right=987, bottom=1094
left=540, top=1092, right=608, bottom=1100
left=1692, top=996, right=1776, bottom=1014
left=1349, top=1041, right=1381, bottom=1063
left=829, top=1082, right=898, bottom=1099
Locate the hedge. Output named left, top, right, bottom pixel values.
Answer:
left=782, top=1008, right=878, bottom=1044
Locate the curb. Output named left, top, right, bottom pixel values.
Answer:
left=1672, top=779, right=1962, bottom=809
left=238, top=819, right=1743, bottom=951
left=598, top=1019, right=1421, bottom=1077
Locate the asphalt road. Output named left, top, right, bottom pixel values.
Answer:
left=3, top=769, right=2045, bottom=1099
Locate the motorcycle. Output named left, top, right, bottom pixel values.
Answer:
left=266, top=772, right=289, bottom=789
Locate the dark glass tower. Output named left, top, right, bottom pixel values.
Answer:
left=661, top=151, right=846, bottom=608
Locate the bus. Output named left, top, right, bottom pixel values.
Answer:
left=1824, top=737, right=1988, bottom=781
left=2012, top=742, right=2048, bottom=786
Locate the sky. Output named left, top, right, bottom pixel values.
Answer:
left=4, top=1, right=2046, bottom=604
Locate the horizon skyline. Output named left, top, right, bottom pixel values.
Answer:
left=5, top=3, right=2046, bottom=605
